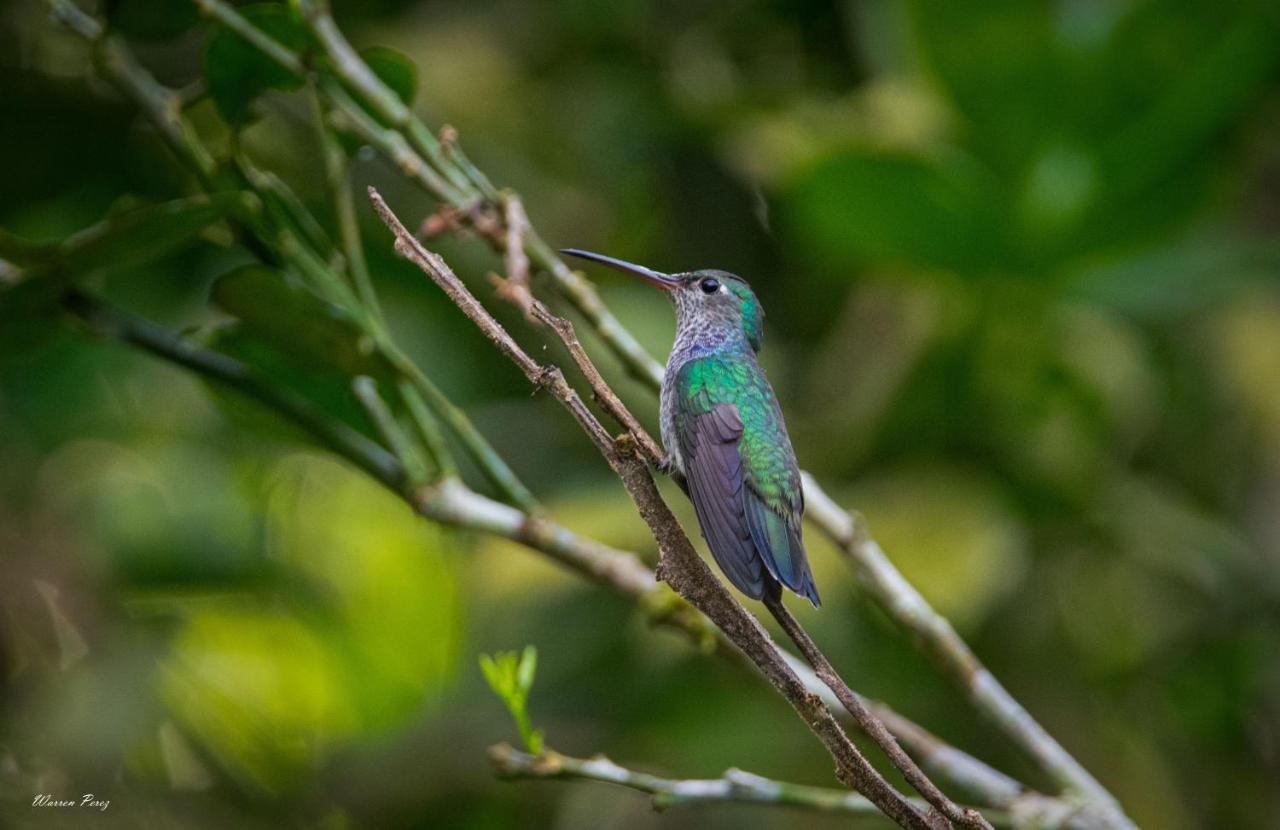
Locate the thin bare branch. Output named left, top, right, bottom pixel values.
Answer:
left=527, top=303, right=666, bottom=467
left=490, top=743, right=1016, bottom=825
left=765, top=596, right=992, bottom=829
left=488, top=194, right=535, bottom=319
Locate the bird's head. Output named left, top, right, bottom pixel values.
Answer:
left=561, top=249, right=764, bottom=352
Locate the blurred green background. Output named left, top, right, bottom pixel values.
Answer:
left=2, top=0, right=1280, bottom=828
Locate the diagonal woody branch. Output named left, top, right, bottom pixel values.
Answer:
left=368, top=186, right=946, bottom=830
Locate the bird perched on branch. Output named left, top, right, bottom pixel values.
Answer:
left=561, top=249, right=820, bottom=607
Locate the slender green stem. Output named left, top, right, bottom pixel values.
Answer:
left=320, top=79, right=466, bottom=206
left=523, top=232, right=666, bottom=389
left=310, top=85, right=385, bottom=329
left=258, top=164, right=339, bottom=264
left=352, top=375, right=431, bottom=487
left=440, top=129, right=502, bottom=203
left=232, top=152, right=362, bottom=313
left=192, top=0, right=305, bottom=75
left=398, top=379, right=457, bottom=478
left=379, top=341, right=540, bottom=513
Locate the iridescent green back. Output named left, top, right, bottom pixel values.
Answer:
left=678, top=356, right=797, bottom=505
left=674, top=350, right=818, bottom=604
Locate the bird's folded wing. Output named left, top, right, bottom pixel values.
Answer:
left=678, top=402, right=766, bottom=598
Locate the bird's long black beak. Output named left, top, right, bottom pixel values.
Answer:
left=560, top=248, right=680, bottom=291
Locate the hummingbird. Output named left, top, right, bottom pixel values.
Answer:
left=561, top=249, right=820, bottom=607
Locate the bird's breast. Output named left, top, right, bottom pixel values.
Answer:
left=658, top=378, right=684, bottom=475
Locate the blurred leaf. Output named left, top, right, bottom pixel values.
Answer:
left=200, top=322, right=380, bottom=446
left=1052, top=548, right=1200, bottom=676
left=1, top=196, right=240, bottom=356
left=1013, top=141, right=1099, bottom=255
left=211, top=264, right=390, bottom=378
left=906, top=0, right=1062, bottom=173
left=1068, top=238, right=1280, bottom=322
left=3, top=194, right=242, bottom=293
left=58, top=194, right=242, bottom=274
left=161, top=610, right=358, bottom=792
left=1210, top=292, right=1280, bottom=447
left=784, top=150, right=1008, bottom=275
left=850, top=466, right=1028, bottom=626
left=41, top=438, right=266, bottom=587
left=266, top=454, right=462, bottom=731
left=160, top=454, right=461, bottom=791
left=0, top=226, right=60, bottom=266
left=1097, top=2, right=1280, bottom=201
left=903, top=0, right=1280, bottom=266
left=34, top=580, right=90, bottom=671
left=107, top=0, right=199, bottom=41
left=204, top=4, right=310, bottom=125
left=360, top=46, right=418, bottom=107
left=1054, top=305, right=1160, bottom=452
left=156, top=721, right=215, bottom=791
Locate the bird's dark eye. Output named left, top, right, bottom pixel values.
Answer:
left=699, top=277, right=721, bottom=294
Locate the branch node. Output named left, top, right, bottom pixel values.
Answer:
left=418, top=204, right=463, bottom=240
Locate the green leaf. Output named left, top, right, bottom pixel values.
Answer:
left=204, top=4, right=310, bottom=125
left=516, top=645, right=537, bottom=695
left=211, top=265, right=390, bottom=378
left=1068, top=238, right=1280, bottom=323
left=1096, top=9, right=1280, bottom=203
left=0, top=227, right=60, bottom=267
left=479, top=653, right=508, bottom=696
left=906, top=0, right=1062, bottom=173
left=200, top=323, right=380, bottom=447
left=60, top=194, right=244, bottom=275
left=478, top=647, right=543, bottom=755
left=360, top=46, right=418, bottom=108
